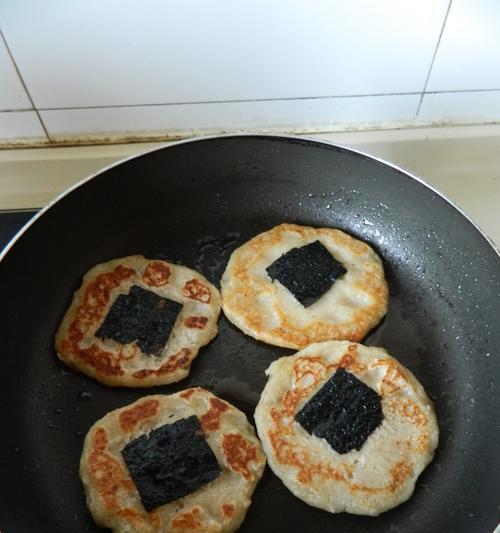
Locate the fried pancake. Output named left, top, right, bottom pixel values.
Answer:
left=255, top=341, right=439, bottom=516
left=80, top=389, right=266, bottom=533
left=221, top=224, right=388, bottom=349
left=55, top=255, right=220, bottom=387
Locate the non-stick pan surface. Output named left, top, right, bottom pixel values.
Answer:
left=0, top=136, right=498, bottom=533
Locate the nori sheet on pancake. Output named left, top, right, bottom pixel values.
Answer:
left=266, top=240, right=346, bottom=307
left=121, top=415, right=222, bottom=511
left=96, top=285, right=182, bottom=355
left=296, top=368, right=383, bottom=454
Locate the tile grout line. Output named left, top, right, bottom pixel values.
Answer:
left=34, top=93, right=422, bottom=110
left=2, top=87, right=500, bottom=114
left=24, top=93, right=426, bottom=111
left=416, top=0, right=453, bottom=117
left=32, top=88, right=500, bottom=111
left=0, top=28, right=52, bottom=141
left=0, top=108, right=34, bottom=113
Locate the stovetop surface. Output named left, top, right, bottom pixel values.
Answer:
left=0, top=210, right=38, bottom=252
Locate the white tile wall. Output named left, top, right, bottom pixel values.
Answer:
left=0, top=111, right=47, bottom=141
left=0, top=0, right=447, bottom=109
left=419, top=91, right=500, bottom=124
left=427, top=0, right=500, bottom=91
left=0, top=37, right=31, bottom=110
left=1, top=0, right=500, bottom=143
left=41, top=95, right=420, bottom=140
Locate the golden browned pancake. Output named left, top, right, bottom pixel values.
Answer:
left=255, top=341, right=439, bottom=516
left=80, top=389, right=266, bottom=533
left=221, top=224, right=388, bottom=349
left=55, top=255, right=220, bottom=387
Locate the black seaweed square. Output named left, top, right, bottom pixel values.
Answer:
left=95, top=285, right=182, bottom=355
left=121, top=415, right=222, bottom=511
left=266, top=240, right=346, bottom=307
left=295, top=368, right=383, bottom=454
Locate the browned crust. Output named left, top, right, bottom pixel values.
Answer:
left=182, top=279, right=212, bottom=303
left=87, top=427, right=148, bottom=526
left=131, top=348, right=192, bottom=379
left=180, top=388, right=197, bottom=400
left=222, top=224, right=388, bottom=349
left=200, top=397, right=230, bottom=432
left=222, top=504, right=235, bottom=518
left=222, top=434, right=258, bottom=481
left=142, top=260, right=171, bottom=286
left=170, top=507, right=202, bottom=530
left=57, top=264, right=136, bottom=378
left=119, top=399, right=160, bottom=431
left=184, top=316, right=209, bottom=329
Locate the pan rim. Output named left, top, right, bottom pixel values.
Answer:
left=0, top=133, right=498, bottom=265
left=1, top=133, right=498, bottom=533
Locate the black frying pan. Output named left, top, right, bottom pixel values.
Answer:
left=0, top=136, right=498, bottom=533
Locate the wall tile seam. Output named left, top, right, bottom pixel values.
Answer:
left=2, top=88, right=500, bottom=114
left=0, top=29, right=50, bottom=140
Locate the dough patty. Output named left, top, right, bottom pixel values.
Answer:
left=55, top=255, right=220, bottom=387
left=80, top=389, right=266, bottom=533
left=255, top=341, right=439, bottom=516
left=221, top=224, right=388, bottom=349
